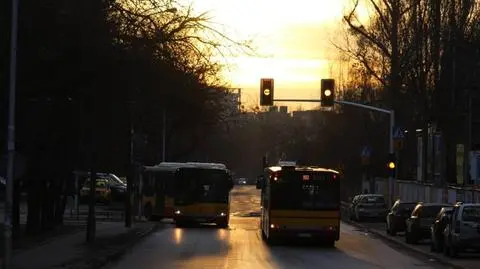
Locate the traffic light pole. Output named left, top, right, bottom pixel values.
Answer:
left=273, top=98, right=396, bottom=207
left=273, top=99, right=322, bottom=102
left=335, top=101, right=396, bottom=208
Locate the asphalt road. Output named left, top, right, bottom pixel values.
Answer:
left=105, top=185, right=452, bottom=269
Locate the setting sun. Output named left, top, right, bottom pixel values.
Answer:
left=190, top=0, right=369, bottom=110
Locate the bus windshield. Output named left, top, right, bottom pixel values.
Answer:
left=174, top=168, right=231, bottom=205
left=270, top=171, right=339, bottom=210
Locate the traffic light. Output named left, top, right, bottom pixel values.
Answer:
left=321, top=79, right=335, bottom=107
left=387, top=153, right=396, bottom=177
left=260, top=78, right=274, bottom=106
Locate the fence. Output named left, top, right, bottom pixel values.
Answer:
left=361, top=178, right=480, bottom=204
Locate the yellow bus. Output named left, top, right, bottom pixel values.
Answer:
left=258, top=165, right=341, bottom=246
left=173, top=163, right=233, bottom=228
left=141, top=162, right=188, bottom=220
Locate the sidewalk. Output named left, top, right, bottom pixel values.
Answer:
left=345, top=220, right=480, bottom=269
left=9, top=221, right=159, bottom=269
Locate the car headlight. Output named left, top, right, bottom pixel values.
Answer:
left=174, top=210, right=182, bottom=215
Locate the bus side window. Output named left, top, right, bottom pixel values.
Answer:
left=154, top=175, right=164, bottom=193
left=164, top=174, right=174, bottom=196
left=143, top=174, right=155, bottom=196
left=263, top=174, right=270, bottom=209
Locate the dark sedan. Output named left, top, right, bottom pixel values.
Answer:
left=406, top=203, right=450, bottom=244
left=430, top=206, right=453, bottom=252
left=386, top=200, right=417, bottom=236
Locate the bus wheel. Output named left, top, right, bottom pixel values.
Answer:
left=217, top=220, right=229, bottom=228
left=144, top=204, right=153, bottom=221
left=176, top=221, right=189, bottom=228
left=266, top=234, right=279, bottom=245
left=261, top=230, right=267, bottom=240
left=324, top=240, right=335, bottom=248
left=150, top=215, right=161, bottom=221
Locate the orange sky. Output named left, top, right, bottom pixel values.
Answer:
left=191, top=0, right=369, bottom=110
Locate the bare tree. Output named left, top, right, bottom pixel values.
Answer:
left=336, top=0, right=480, bottom=183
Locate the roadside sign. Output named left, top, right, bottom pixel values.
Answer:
left=361, top=156, right=370, bottom=165
left=360, top=146, right=371, bottom=158
left=393, top=127, right=405, bottom=150
left=394, top=139, right=404, bottom=150
left=393, top=127, right=405, bottom=139
left=361, top=146, right=371, bottom=165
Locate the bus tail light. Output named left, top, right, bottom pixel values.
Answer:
left=327, top=225, right=337, bottom=231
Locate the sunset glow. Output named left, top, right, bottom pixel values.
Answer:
left=190, top=0, right=369, bottom=110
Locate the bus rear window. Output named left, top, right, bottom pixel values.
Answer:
left=270, top=171, right=339, bottom=210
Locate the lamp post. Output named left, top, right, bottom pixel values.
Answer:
left=5, top=0, right=20, bottom=268
left=162, top=108, right=166, bottom=162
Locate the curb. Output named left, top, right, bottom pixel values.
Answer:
left=12, top=225, right=87, bottom=256
left=95, top=224, right=160, bottom=268
left=61, top=223, right=160, bottom=269
left=343, top=219, right=466, bottom=269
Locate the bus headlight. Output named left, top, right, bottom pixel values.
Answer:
left=174, top=210, right=182, bottom=215
left=219, top=212, right=226, bottom=217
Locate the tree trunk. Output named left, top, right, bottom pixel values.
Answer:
left=41, top=178, right=55, bottom=231
left=26, top=177, right=42, bottom=235
left=389, top=0, right=401, bottom=111
left=12, top=180, right=21, bottom=239
left=54, top=176, right=67, bottom=225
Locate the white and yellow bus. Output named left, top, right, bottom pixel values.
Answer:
left=258, top=165, right=341, bottom=246
left=173, top=163, right=234, bottom=228
left=141, top=162, right=188, bottom=220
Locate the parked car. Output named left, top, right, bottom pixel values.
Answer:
left=386, top=200, right=417, bottom=235
left=443, top=203, right=480, bottom=257
left=348, top=194, right=364, bottom=220
left=108, top=179, right=127, bottom=202
left=430, top=206, right=453, bottom=252
left=405, top=202, right=450, bottom=244
left=236, top=178, right=247, bottom=185
left=350, top=194, right=387, bottom=221
left=80, top=178, right=112, bottom=204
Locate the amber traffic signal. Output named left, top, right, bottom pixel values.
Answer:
left=387, top=153, right=396, bottom=177
left=260, top=78, right=274, bottom=106
left=321, top=79, right=335, bottom=107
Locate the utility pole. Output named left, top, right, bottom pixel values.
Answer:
left=125, top=125, right=133, bottom=228
left=5, top=0, right=20, bottom=267
left=162, top=108, right=166, bottom=162
left=450, top=0, right=457, bottom=187
left=464, top=93, right=472, bottom=185
left=86, top=163, right=96, bottom=243
left=86, top=79, right=97, bottom=243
